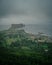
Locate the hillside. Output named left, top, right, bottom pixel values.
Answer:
left=0, top=26, right=52, bottom=65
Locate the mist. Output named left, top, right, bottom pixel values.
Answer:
left=0, top=0, right=52, bottom=25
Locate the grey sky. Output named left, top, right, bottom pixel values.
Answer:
left=0, top=0, right=52, bottom=24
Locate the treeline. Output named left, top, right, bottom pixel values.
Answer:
left=0, top=47, right=52, bottom=65
left=0, top=32, right=52, bottom=65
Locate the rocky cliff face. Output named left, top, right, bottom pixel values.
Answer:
left=11, top=24, right=25, bottom=29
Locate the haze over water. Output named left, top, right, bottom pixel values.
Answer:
left=0, top=23, right=52, bottom=37
left=0, top=0, right=52, bottom=36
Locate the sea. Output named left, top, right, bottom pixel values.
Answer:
left=0, top=24, right=52, bottom=37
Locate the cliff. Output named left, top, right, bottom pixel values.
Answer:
left=10, top=24, right=25, bottom=29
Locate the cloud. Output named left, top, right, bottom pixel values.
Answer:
left=0, top=0, right=52, bottom=24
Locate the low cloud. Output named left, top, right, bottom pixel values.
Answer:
left=0, top=0, right=52, bottom=24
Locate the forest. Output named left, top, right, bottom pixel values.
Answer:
left=0, top=31, right=52, bottom=65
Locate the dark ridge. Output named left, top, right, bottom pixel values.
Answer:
left=10, top=23, right=25, bottom=29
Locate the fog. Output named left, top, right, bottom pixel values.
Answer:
left=0, top=0, right=52, bottom=25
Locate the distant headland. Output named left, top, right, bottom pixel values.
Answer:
left=9, top=23, right=25, bottom=29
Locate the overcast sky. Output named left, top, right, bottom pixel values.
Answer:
left=0, top=0, right=52, bottom=25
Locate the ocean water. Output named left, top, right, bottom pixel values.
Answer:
left=24, top=24, right=52, bottom=36
left=0, top=24, right=52, bottom=36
